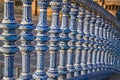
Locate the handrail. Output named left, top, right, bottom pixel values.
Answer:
left=72, top=0, right=120, bottom=29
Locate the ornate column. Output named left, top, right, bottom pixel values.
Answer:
left=74, top=6, right=85, bottom=77
left=108, top=24, right=112, bottom=71
left=85, top=9, right=93, bottom=74
left=96, top=15, right=102, bottom=73
left=92, top=14, right=100, bottom=74
left=91, top=13, right=98, bottom=73
left=47, top=0, right=62, bottom=80
left=81, top=7, right=90, bottom=76
left=0, top=0, right=19, bottom=80
left=103, top=21, right=108, bottom=71
left=89, top=11, right=96, bottom=75
left=105, top=25, right=111, bottom=72
left=109, top=26, right=114, bottom=71
left=112, top=28, right=116, bottom=71
left=33, top=0, right=49, bottom=80
left=102, top=21, right=108, bottom=71
left=58, top=0, right=71, bottom=79
left=18, top=0, right=35, bottom=80
left=113, top=29, right=118, bottom=72
left=99, top=18, right=105, bottom=72
left=66, top=3, right=79, bottom=79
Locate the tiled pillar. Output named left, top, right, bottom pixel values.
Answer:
left=58, top=0, right=71, bottom=79
left=33, top=0, right=49, bottom=80
left=18, top=0, right=35, bottom=79
left=74, top=6, right=85, bottom=77
left=96, top=15, right=102, bottom=73
left=47, top=0, right=62, bottom=80
left=66, top=3, right=79, bottom=79
left=80, top=7, right=89, bottom=76
left=0, top=0, right=20, bottom=80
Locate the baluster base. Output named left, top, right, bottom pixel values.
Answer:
left=2, top=77, right=14, bottom=80
left=18, top=73, right=33, bottom=80
left=33, top=70, right=47, bottom=80
left=47, top=69, right=59, bottom=80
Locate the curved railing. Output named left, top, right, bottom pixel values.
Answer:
left=0, top=0, right=120, bottom=80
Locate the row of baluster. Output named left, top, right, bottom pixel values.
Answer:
left=0, top=0, right=120, bottom=80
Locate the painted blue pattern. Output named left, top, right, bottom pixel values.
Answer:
left=0, top=0, right=120, bottom=80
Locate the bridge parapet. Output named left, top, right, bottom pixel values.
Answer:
left=0, top=0, right=120, bottom=80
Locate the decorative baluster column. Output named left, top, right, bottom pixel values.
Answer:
left=33, top=0, right=49, bottom=80
left=66, top=3, right=79, bottom=79
left=110, top=28, right=115, bottom=72
left=101, top=21, right=108, bottom=74
left=108, top=26, right=115, bottom=72
left=58, top=0, right=71, bottom=79
left=74, top=6, right=85, bottom=77
left=105, top=25, right=111, bottom=72
left=112, top=28, right=116, bottom=71
left=85, top=9, right=93, bottom=74
left=103, top=21, right=108, bottom=72
left=81, top=7, right=90, bottom=78
left=0, top=0, right=19, bottom=80
left=96, top=15, right=101, bottom=73
left=18, top=0, right=35, bottom=79
left=47, top=0, right=62, bottom=80
left=89, top=11, right=96, bottom=76
left=113, top=29, right=118, bottom=72
left=99, top=18, right=106, bottom=79
left=109, top=27, right=114, bottom=71
left=99, top=18, right=105, bottom=72
left=91, top=13, right=98, bottom=73
left=92, top=14, right=100, bottom=76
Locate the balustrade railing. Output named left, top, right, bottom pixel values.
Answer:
left=0, top=0, right=120, bottom=80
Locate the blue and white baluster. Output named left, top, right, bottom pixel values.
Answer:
left=107, top=25, right=113, bottom=76
left=18, top=0, right=35, bottom=79
left=74, top=6, right=85, bottom=77
left=66, top=3, right=79, bottom=79
left=81, top=8, right=90, bottom=78
left=118, top=37, right=120, bottom=72
left=47, top=0, right=62, bottom=80
left=116, top=39, right=119, bottom=71
left=89, top=12, right=96, bottom=77
left=92, top=14, right=100, bottom=77
left=111, top=27, right=116, bottom=72
left=106, top=25, right=111, bottom=72
left=85, top=9, right=93, bottom=75
left=109, top=27, right=114, bottom=72
left=116, top=33, right=120, bottom=72
left=99, top=18, right=106, bottom=79
left=0, top=0, right=19, bottom=80
left=58, top=0, right=71, bottom=79
left=111, top=28, right=115, bottom=72
left=107, top=25, right=112, bottom=72
left=33, top=0, right=49, bottom=80
left=103, top=21, right=109, bottom=73
left=99, top=18, right=105, bottom=72
left=96, top=15, right=102, bottom=73
left=91, top=13, right=98, bottom=74
left=113, top=29, right=118, bottom=72
left=101, top=21, right=108, bottom=78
